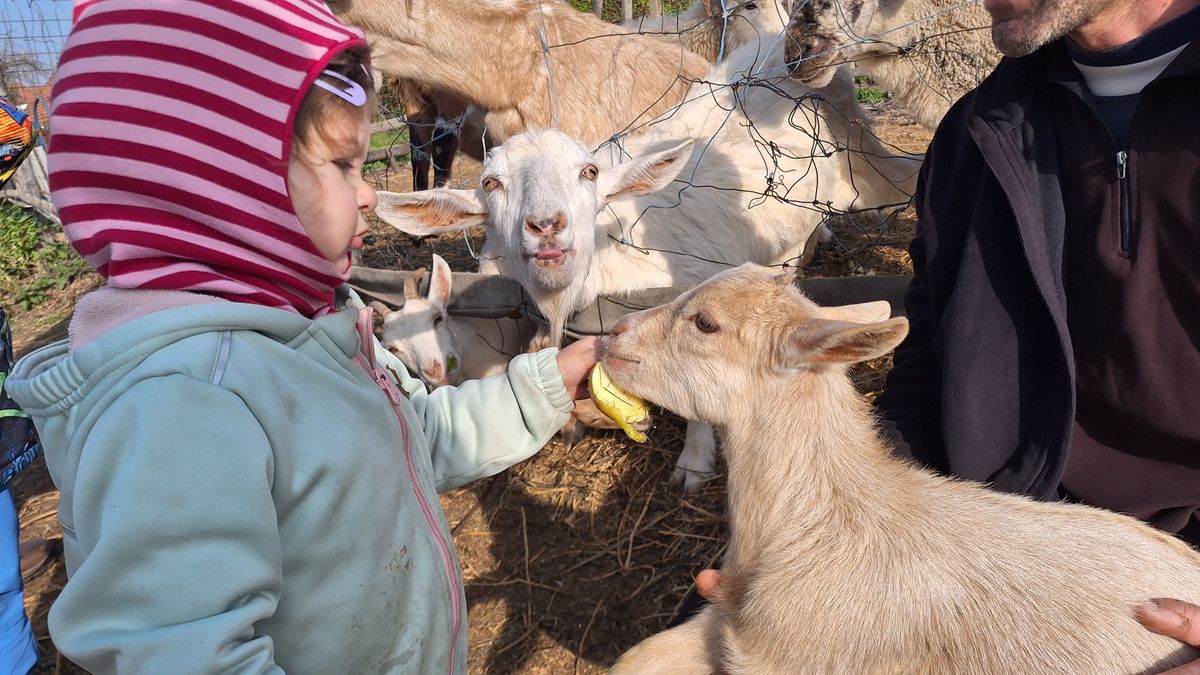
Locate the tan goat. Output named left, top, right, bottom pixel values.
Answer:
left=601, top=263, right=1200, bottom=674
left=329, top=0, right=711, bottom=146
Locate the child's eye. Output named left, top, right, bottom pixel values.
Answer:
left=333, top=159, right=354, bottom=171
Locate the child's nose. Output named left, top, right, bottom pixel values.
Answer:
left=359, top=182, right=378, bottom=212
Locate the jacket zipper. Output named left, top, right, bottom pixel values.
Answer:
left=354, top=308, right=462, bottom=675
left=1115, top=150, right=1132, bottom=253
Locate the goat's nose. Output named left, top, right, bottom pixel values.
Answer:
left=609, top=317, right=631, bottom=336
left=422, top=363, right=444, bottom=382
left=524, top=212, right=566, bottom=235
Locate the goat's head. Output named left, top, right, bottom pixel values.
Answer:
left=600, top=263, right=906, bottom=425
left=701, top=0, right=792, bottom=57
left=377, top=254, right=461, bottom=388
left=374, top=128, right=693, bottom=343
left=784, top=0, right=881, bottom=86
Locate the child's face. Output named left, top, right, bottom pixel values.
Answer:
left=287, top=112, right=377, bottom=274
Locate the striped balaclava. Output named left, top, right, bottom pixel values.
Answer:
left=51, top=0, right=368, bottom=317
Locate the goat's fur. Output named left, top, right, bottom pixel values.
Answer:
left=603, top=263, right=1200, bottom=674
left=329, top=0, right=711, bottom=147
left=785, top=0, right=1000, bottom=130
left=624, top=0, right=790, bottom=63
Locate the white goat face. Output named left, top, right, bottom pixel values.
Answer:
left=601, top=263, right=905, bottom=425
left=379, top=255, right=461, bottom=388
left=373, top=129, right=694, bottom=322
left=478, top=129, right=602, bottom=293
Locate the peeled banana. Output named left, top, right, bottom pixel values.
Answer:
left=588, top=363, right=650, bottom=443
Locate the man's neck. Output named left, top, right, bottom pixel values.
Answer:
left=1071, top=0, right=1200, bottom=52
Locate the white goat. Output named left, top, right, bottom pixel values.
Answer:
left=604, top=262, right=1200, bottom=674
left=329, top=0, right=711, bottom=147
left=375, top=254, right=538, bottom=388
left=624, top=0, right=790, bottom=63
left=374, top=36, right=918, bottom=490
left=784, top=0, right=1000, bottom=130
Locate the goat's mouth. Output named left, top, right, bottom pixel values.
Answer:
left=785, top=41, right=839, bottom=84
left=527, top=247, right=573, bottom=269
left=603, top=351, right=641, bottom=369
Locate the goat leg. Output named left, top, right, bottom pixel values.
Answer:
left=610, top=606, right=719, bottom=675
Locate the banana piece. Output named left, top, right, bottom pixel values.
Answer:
left=588, top=363, right=650, bottom=443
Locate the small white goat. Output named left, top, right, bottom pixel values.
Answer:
left=624, top=0, right=790, bottom=63
left=374, top=254, right=644, bottom=444
left=784, top=0, right=1000, bottom=130
left=603, top=263, right=1200, bottom=674
left=374, top=36, right=918, bottom=490
left=375, top=254, right=538, bottom=388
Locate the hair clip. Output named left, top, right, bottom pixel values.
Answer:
left=314, top=69, right=367, bottom=107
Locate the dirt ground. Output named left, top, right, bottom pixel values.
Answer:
left=8, top=100, right=932, bottom=674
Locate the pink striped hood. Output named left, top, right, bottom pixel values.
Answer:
left=52, top=0, right=367, bottom=317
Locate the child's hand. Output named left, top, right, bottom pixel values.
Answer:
left=556, top=336, right=601, bottom=400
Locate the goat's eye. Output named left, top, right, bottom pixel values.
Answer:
left=744, top=1, right=757, bottom=9
left=482, top=176, right=501, bottom=193
left=433, top=314, right=444, bottom=326
left=694, top=312, right=720, bottom=334
left=581, top=164, right=599, bottom=182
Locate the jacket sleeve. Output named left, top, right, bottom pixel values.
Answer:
left=52, top=375, right=284, bottom=675
left=390, top=347, right=574, bottom=492
left=875, top=158, right=949, bottom=471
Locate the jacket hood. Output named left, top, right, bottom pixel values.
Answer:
left=51, top=0, right=367, bottom=317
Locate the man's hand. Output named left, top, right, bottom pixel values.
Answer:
left=1136, top=598, right=1200, bottom=674
left=555, top=336, right=600, bottom=401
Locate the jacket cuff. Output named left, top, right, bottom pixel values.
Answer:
left=524, top=348, right=574, bottom=414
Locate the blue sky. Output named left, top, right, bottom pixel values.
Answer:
left=3, top=0, right=72, bottom=84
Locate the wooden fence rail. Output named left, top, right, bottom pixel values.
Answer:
left=349, top=266, right=912, bottom=337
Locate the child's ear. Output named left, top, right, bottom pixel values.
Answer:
left=375, top=188, right=488, bottom=236
left=783, top=317, right=909, bottom=368
left=429, top=254, right=453, bottom=308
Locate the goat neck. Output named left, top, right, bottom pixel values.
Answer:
left=715, top=367, right=915, bottom=572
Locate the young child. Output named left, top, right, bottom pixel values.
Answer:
left=6, top=1, right=597, bottom=673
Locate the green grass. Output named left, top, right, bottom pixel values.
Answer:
left=0, top=202, right=90, bottom=310
left=856, top=87, right=890, bottom=105
left=568, top=0, right=693, bottom=23
left=369, top=127, right=408, bottom=150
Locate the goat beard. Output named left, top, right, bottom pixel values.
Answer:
left=530, top=284, right=590, bottom=347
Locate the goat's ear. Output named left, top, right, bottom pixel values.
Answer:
left=701, top=0, right=714, bottom=18
left=784, top=317, right=909, bottom=367
left=597, top=139, right=694, bottom=203
left=821, top=300, right=893, bottom=324
left=429, top=254, right=453, bottom=308
left=374, top=189, right=488, bottom=236
left=368, top=300, right=394, bottom=319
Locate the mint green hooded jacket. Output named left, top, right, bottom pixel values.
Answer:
left=7, top=286, right=573, bottom=674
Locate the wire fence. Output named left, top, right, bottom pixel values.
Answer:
left=359, top=0, right=991, bottom=280
left=1, top=0, right=993, bottom=280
